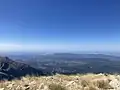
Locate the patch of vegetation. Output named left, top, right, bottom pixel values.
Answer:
left=49, top=84, right=66, bottom=90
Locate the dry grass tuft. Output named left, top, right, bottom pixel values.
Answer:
left=0, top=73, right=120, bottom=90
left=93, top=79, right=112, bottom=89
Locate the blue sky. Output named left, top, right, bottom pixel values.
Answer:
left=0, top=0, right=120, bottom=52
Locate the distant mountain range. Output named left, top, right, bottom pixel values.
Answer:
left=1, top=53, right=120, bottom=80
left=8, top=53, right=120, bottom=61
left=8, top=53, right=120, bottom=75
left=0, top=56, right=44, bottom=80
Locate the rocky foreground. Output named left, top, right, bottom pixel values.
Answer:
left=0, top=73, right=120, bottom=90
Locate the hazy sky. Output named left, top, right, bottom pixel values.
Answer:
left=0, top=0, right=120, bottom=52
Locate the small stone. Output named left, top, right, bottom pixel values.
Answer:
left=25, top=87, right=30, bottom=90
left=7, top=84, right=13, bottom=88
left=44, top=85, right=49, bottom=90
left=24, top=84, right=29, bottom=87
left=39, top=83, right=44, bottom=89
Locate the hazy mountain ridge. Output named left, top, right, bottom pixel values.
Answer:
left=0, top=56, right=44, bottom=80
left=9, top=53, right=120, bottom=75
left=8, top=53, right=120, bottom=61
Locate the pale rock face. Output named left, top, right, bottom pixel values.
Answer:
left=29, top=81, right=36, bottom=85
left=109, top=75, right=120, bottom=90
left=0, top=88, right=4, bottom=90
left=66, top=81, right=75, bottom=86
left=43, top=85, right=49, bottom=90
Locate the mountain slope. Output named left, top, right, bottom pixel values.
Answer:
left=0, top=56, right=44, bottom=80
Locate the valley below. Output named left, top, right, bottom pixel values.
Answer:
left=9, top=53, right=120, bottom=75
